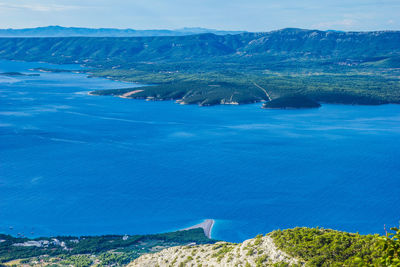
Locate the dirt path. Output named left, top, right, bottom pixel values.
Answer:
left=253, top=82, right=271, bottom=101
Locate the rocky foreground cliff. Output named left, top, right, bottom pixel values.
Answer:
left=129, top=227, right=399, bottom=266
left=129, top=234, right=299, bottom=267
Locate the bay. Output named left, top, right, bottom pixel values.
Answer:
left=1, top=60, right=399, bottom=242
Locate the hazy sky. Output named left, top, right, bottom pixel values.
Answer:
left=0, top=0, right=399, bottom=31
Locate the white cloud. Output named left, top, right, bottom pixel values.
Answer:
left=313, top=19, right=358, bottom=29
left=0, top=2, right=80, bottom=12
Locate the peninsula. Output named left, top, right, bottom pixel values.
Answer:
left=182, top=219, right=215, bottom=239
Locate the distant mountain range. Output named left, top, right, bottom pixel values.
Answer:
left=0, top=28, right=398, bottom=62
left=0, top=26, right=245, bottom=37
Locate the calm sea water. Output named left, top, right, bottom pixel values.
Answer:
left=1, top=60, right=399, bottom=242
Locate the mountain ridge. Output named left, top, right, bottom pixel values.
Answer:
left=0, top=29, right=398, bottom=62
left=0, top=25, right=245, bottom=37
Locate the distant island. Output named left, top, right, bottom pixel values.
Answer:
left=0, top=28, right=399, bottom=108
left=0, top=72, right=40, bottom=77
left=0, top=26, right=245, bottom=37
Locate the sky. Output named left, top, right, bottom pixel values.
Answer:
left=0, top=0, right=399, bottom=31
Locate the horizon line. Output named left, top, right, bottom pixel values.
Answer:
left=1, top=25, right=399, bottom=33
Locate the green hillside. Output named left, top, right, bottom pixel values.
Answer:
left=0, top=228, right=215, bottom=266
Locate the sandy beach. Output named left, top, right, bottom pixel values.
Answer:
left=119, top=89, right=144, bottom=98
left=182, top=219, right=215, bottom=239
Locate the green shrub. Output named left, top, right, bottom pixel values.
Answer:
left=376, top=226, right=400, bottom=266
left=270, top=227, right=385, bottom=266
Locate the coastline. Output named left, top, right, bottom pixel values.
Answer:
left=22, top=61, right=396, bottom=108
left=182, top=219, right=215, bottom=239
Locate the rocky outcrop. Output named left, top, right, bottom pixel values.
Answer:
left=128, top=235, right=301, bottom=266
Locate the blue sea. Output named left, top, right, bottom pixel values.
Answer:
left=1, top=60, right=399, bottom=242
